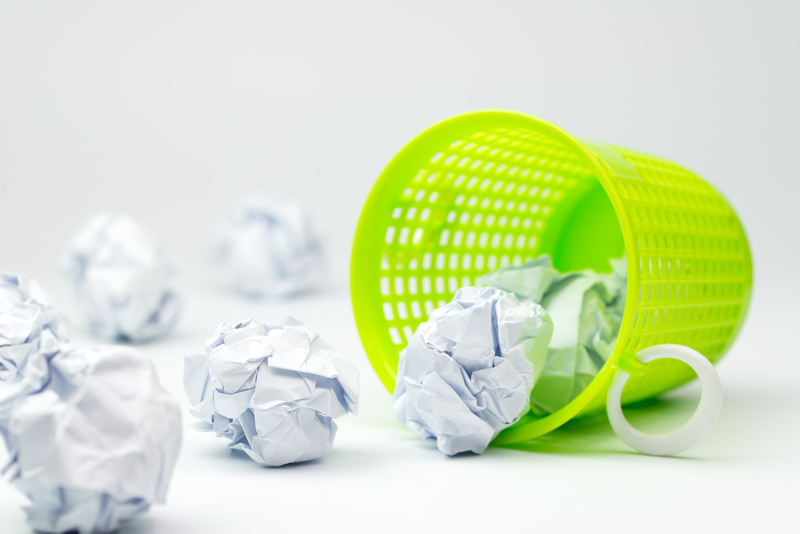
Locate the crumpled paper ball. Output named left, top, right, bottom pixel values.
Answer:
left=59, top=213, right=181, bottom=343
left=0, top=272, right=69, bottom=385
left=393, top=287, right=553, bottom=456
left=183, top=317, right=359, bottom=466
left=0, top=345, right=182, bottom=534
left=208, top=195, right=325, bottom=297
left=477, top=254, right=628, bottom=415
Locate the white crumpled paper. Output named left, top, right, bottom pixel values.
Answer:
left=477, top=254, right=628, bottom=415
left=393, top=287, right=553, bottom=455
left=59, top=213, right=181, bottom=343
left=0, top=345, right=182, bottom=534
left=0, top=272, right=69, bottom=386
left=208, top=195, right=325, bottom=297
left=184, top=317, right=359, bottom=466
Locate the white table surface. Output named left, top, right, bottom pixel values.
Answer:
left=1, top=285, right=797, bottom=534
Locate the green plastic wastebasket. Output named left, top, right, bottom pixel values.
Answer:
left=351, top=110, right=752, bottom=448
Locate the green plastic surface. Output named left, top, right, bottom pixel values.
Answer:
left=350, top=111, right=752, bottom=444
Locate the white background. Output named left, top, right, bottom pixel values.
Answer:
left=0, top=1, right=798, bottom=533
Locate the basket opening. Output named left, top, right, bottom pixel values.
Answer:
left=351, top=113, right=627, bottom=400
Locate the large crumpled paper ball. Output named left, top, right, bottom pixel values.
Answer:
left=184, top=317, right=359, bottom=467
left=393, top=287, right=553, bottom=456
left=208, top=195, right=325, bottom=297
left=59, top=213, right=181, bottom=343
left=0, top=345, right=182, bottom=534
left=0, top=272, right=69, bottom=385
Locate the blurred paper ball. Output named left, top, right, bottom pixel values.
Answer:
left=0, top=344, right=182, bottom=534
left=59, top=213, right=181, bottom=343
left=209, top=195, right=325, bottom=297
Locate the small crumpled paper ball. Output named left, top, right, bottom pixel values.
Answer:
left=0, top=345, right=182, bottom=534
left=208, top=195, right=325, bottom=297
left=59, top=213, right=181, bottom=343
left=183, top=317, right=359, bottom=466
left=0, top=272, right=69, bottom=385
left=393, top=287, right=553, bottom=456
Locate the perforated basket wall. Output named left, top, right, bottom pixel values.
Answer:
left=351, top=111, right=752, bottom=443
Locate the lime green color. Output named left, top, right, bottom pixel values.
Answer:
left=350, top=111, right=752, bottom=445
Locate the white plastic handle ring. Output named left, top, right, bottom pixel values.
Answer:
left=606, top=344, right=723, bottom=456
